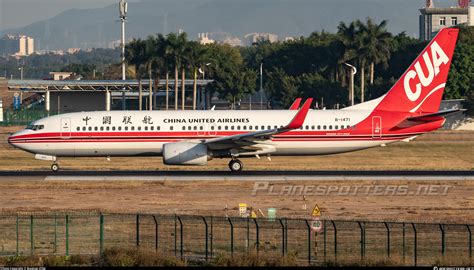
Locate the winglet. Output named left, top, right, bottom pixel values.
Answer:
left=284, top=98, right=313, bottom=130
left=289, top=98, right=302, bottom=110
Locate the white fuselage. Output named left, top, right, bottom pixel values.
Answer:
left=8, top=108, right=411, bottom=158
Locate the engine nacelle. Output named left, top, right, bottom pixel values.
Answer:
left=162, top=142, right=211, bottom=165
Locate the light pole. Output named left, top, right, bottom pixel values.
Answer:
left=18, top=67, right=23, bottom=80
left=344, top=62, right=357, bottom=106
left=198, top=62, right=211, bottom=110
left=259, top=63, right=263, bottom=110
left=119, top=0, right=128, bottom=110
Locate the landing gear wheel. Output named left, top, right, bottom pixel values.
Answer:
left=51, top=163, right=59, bottom=172
left=229, top=159, right=243, bottom=172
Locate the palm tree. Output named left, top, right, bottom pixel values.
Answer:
left=184, top=41, right=210, bottom=110
left=361, top=18, right=392, bottom=85
left=166, top=32, right=188, bottom=110
left=356, top=18, right=392, bottom=102
left=145, top=34, right=167, bottom=110
left=337, top=21, right=359, bottom=104
left=125, top=38, right=147, bottom=109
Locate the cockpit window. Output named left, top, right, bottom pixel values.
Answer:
left=26, top=124, right=44, bottom=131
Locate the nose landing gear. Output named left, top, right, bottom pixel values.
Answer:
left=51, top=163, right=59, bottom=172
left=228, top=159, right=243, bottom=172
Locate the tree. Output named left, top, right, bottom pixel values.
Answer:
left=208, top=67, right=257, bottom=109
left=264, top=67, right=298, bottom=108
left=445, top=25, right=474, bottom=107
left=357, top=18, right=392, bottom=86
left=166, top=32, right=188, bottom=110
left=184, top=41, right=210, bottom=110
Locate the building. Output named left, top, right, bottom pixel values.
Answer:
left=66, top=48, right=81, bottom=54
left=197, top=33, right=215, bottom=45
left=49, top=72, right=75, bottom=81
left=0, top=34, right=34, bottom=56
left=220, top=37, right=243, bottom=47
left=419, top=0, right=473, bottom=40
left=244, top=33, right=279, bottom=46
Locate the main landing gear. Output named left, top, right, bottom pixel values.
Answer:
left=51, top=163, right=59, bottom=172
left=228, top=159, right=243, bottom=172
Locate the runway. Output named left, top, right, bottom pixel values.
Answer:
left=0, top=170, right=472, bottom=181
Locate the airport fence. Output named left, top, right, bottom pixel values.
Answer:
left=0, top=212, right=472, bottom=266
left=1, top=109, right=52, bottom=126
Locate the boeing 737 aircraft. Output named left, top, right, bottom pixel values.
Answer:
left=8, top=28, right=461, bottom=172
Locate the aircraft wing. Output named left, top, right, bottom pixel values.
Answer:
left=289, top=98, right=302, bottom=110
left=203, top=98, right=313, bottom=151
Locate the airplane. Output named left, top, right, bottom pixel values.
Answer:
left=8, top=28, right=462, bottom=172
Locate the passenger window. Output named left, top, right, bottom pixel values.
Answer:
left=170, top=126, right=174, bottom=131
left=150, top=126, right=154, bottom=131
left=218, top=126, right=222, bottom=130
left=211, top=126, right=215, bottom=130
left=88, top=127, right=92, bottom=131
left=199, top=126, right=203, bottom=130
left=225, top=126, right=228, bottom=130
left=131, top=126, right=135, bottom=131
left=157, top=126, right=160, bottom=131
left=274, top=125, right=278, bottom=129
left=94, top=127, right=98, bottom=131
left=76, top=127, right=80, bottom=131
left=323, top=125, right=327, bottom=130
left=137, top=126, right=141, bottom=131
left=335, top=125, right=338, bottom=130
left=305, top=125, right=309, bottom=130
left=182, top=126, right=186, bottom=130
left=261, top=125, right=265, bottom=130
left=82, top=127, right=86, bottom=131
left=193, top=126, right=197, bottom=130
left=317, top=125, right=321, bottom=130
left=100, top=127, right=104, bottom=131
left=125, top=126, right=128, bottom=131
left=231, top=126, right=234, bottom=130
left=268, top=126, right=271, bottom=130
left=237, top=126, right=240, bottom=130
left=144, top=126, right=148, bottom=131
left=116, top=126, right=120, bottom=131
left=107, top=126, right=110, bottom=131
left=243, top=126, right=247, bottom=130
left=329, top=125, right=332, bottom=130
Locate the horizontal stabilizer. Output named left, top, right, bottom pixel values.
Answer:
left=406, top=109, right=465, bottom=122
left=391, top=109, right=465, bottom=130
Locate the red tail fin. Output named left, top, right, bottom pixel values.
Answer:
left=375, top=28, right=459, bottom=114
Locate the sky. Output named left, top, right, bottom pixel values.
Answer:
left=0, top=0, right=458, bottom=32
left=0, top=0, right=117, bottom=30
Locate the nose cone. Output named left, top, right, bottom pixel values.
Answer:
left=8, top=132, right=19, bottom=148
left=8, top=130, right=27, bottom=149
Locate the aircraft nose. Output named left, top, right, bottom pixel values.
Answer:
left=8, top=133, right=17, bottom=147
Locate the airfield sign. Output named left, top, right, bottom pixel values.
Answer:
left=312, top=204, right=321, bottom=217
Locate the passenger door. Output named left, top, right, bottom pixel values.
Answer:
left=60, top=118, right=71, bottom=139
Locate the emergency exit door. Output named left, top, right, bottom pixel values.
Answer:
left=60, top=118, right=71, bottom=138
left=372, top=116, right=382, bottom=139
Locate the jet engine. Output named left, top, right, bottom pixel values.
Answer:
left=162, top=142, right=211, bottom=165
